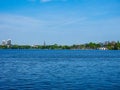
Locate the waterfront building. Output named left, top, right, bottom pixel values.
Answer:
left=2, top=40, right=6, bottom=45
left=98, top=47, right=108, bottom=50
left=6, top=39, right=12, bottom=46
left=1, top=39, right=12, bottom=46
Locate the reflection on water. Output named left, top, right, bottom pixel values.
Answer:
left=0, top=50, right=120, bottom=90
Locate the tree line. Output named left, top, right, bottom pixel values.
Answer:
left=0, top=41, right=120, bottom=50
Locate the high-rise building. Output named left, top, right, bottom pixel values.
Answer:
left=1, top=39, right=12, bottom=46
left=2, top=40, right=6, bottom=45
left=44, top=41, right=46, bottom=46
left=6, top=39, right=11, bottom=46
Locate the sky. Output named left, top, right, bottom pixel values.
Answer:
left=0, top=0, right=120, bottom=45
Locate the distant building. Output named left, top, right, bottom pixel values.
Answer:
left=104, top=41, right=110, bottom=45
left=44, top=41, right=46, bottom=46
left=31, top=45, right=39, bottom=48
left=2, top=40, right=6, bottom=45
left=98, top=42, right=104, bottom=47
left=6, top=39, right=12, bottom=46
left=98, top=47, right=108, bottom=50
left=111, top=41, right=116, bottom=45
left=1, top=39, right=12, bottom=46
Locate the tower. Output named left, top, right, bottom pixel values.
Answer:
left=44, top=41, right=46, bottom=46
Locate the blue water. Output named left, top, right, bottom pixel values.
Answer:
left=0, top=50, right=120, bottom=90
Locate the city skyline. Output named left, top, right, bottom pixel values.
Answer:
left=0, top=0, right=120, bottom=45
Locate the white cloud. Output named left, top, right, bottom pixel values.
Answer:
left=40, top=0, right=52, bottom=2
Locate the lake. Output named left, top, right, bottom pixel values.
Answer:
left=0, top=50, right=120, bottom=90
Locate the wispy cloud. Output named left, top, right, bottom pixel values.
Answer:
left=28, top=0, right=36, bottom=2
left=0, top=14, right=46, bottom=32
left=28, top=0, right=67, bottom=3
left=48, top=17, right=87, bottom=30
left=0, top=13, right=88, bottom=33
left=40, top=0, right=67, bottom=2
left=40, top=0, right=52, bottom=3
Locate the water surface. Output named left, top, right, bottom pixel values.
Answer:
left=0, top=50, right=120, bottom=90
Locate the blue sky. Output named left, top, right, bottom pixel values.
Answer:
left=0, top=0, right=120, bottom=45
